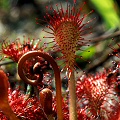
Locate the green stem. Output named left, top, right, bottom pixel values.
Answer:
left=18, top=51, right=63, bottom=120
left=68, top=67, right=77, bottom=120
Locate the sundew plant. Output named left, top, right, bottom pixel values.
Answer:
left=0, top=0, right=120, bottom=120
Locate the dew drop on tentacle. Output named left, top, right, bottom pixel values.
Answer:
left=35, top=0, right=94, bottom=73
left=0, top=36, right=43, bottom=63
left=109, top=38, right=120, bottom=58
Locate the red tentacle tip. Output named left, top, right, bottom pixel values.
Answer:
left=74, top=0, right=77, bottom=4
left=83, top=2, right=86, bottom=5
left=35, top=18, right=39, bottom=20
left=91, top=10, right=94, bottom=13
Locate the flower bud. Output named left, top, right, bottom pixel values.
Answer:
left=40, top=88, right=52, bottom=115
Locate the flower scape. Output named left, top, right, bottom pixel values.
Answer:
left=0, top=0, right=120, bottom=120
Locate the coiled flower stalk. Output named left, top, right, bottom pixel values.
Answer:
left=18, top=51, right=63, bottom=120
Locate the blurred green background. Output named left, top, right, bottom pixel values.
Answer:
left=0, top=0, right=120, bottom=76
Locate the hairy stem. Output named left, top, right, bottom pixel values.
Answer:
left=18, top=51, right=63, bottom=120
left=68, top=67, right=77, bottom=120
